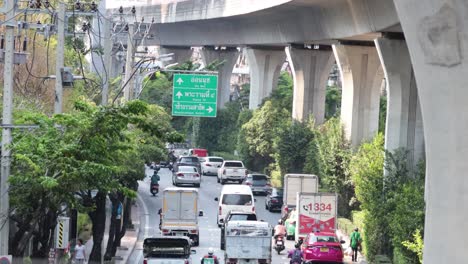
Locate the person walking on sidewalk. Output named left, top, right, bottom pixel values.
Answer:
left=73, top=239, right=87, bottom=264
left=350, top=228, right=362, bottom=262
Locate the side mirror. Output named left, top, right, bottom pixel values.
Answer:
left=190, top=249, right=197, bottom=255
left=214, top=197, right=219, bottom=202
left=340, top=240, right=346, bottom=244
left=199, top=210, right=204, bottom=217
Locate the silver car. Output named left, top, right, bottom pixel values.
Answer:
left=244, top=174, right=271, bottom=195
left=172, top=166, right=201, bottom=187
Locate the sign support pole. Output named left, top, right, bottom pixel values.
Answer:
left=0, top=0, right=16, bottom=255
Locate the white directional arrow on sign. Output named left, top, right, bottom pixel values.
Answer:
left=176, top=77, right=184, bottom=85
left=207, top=106, right=214, bottom=113
left=176, top=91, right=183, bottom=99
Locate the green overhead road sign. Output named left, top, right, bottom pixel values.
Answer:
left=172, top=73, right=218, bottom=117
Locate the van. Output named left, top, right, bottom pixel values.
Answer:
left=214, top=185, right=255, bottom=227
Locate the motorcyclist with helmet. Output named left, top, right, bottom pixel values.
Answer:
left=201, top=248, right=219, bottom=264
left=274, top=219, right=287, bottom=243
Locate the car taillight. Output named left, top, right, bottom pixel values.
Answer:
left=162, top=229, right=169, bottom=234
left=223, top=169, right=226, bottom=175
left=206, top=163, right=212, bottom=167
left=143, top=259, right=147, bottom=264
left=177, top=173, right=184, bottom=177
left=189, top=229, right=198, bottom=234
left=227, top=259, right=238, bottom=264
left=271, top=198, right=278, bottom=203
left=184, top=260, right=189, bottom=264
left=194, top=174, right=200, bottom=177
left=246, top=182, right=252, bottom=186
left=266, top=183, right=271, bottom=187
left=252, top=207, right=255, bottom=212
left=219, top=206, right=222, bottom=215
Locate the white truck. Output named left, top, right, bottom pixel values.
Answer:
left=217, top=160, right=248, bottom=184
left=295, top=192, right=338, bottom=242
left=160, top=188, right=201, bottom=246
left=282, top=174, right=319, bottom=216
left=224, top=221, right=272, bottom=264
left=143, top=237, right=195, bottom=264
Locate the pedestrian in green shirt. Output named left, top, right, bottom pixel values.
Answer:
left=350, top=228, right=361, bottom=262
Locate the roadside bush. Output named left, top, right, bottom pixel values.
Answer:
left=351, top=135, right=425, bottom=263
left=305, top=118, right=354, bottom=217
left=350, top=134, right=386, bottom=260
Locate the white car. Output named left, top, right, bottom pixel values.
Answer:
left=200, top=156, right=224, bottom=176
left=217, top=160, right=248, bottom=184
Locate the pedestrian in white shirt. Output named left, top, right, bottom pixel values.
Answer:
left=73, top=239, right=86, bottom=264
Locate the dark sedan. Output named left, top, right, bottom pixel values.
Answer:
left=265, top=188, right=283, bottom=212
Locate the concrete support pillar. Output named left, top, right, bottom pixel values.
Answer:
left=201, top=47, right=239, bottom=108
left=246, top=47, right=286, bottom=109
left=392, top=2, right=468, bottom=262
left=333, top=44, right=384, bottom=146
left=375, top=37, right=425, bottom=166
left=159, top=46, right=193, bottom=65
left=286, top=47, right=334, bottom=124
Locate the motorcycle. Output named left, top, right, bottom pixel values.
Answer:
left=168, top=162, right=173, bottom=171
left=150, top=183, right=159, bottom=196
left=275, top=235, right=285, bottom=254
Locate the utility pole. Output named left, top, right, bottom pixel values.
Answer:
left=102, top=17, right=113, bottom=106
left=54, top=2, right=66, bottom=114
left=0, top=0, right=16, bottom=255
left=123, top=24, right=135, bottom=101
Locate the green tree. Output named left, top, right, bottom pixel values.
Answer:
left=325, top=86, right=341, bottom=119
left=241, top=101, right=290, bottom=172
left=305, top=118, right=354, bottom=217
left=275, top=120, right=313, bottom=176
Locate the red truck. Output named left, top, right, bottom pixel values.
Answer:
left=189, top=148, right=208, bottom=157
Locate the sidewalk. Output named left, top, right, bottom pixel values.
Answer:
left=336, top=229, right=367, bottom=264
left=84, top=199, right=140, bottom=264
left=113, top=201, right=140, bottom=263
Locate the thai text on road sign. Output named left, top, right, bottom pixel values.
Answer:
left=172, top=73, right=218, bottom=117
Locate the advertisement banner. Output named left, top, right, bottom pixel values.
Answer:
left=297, top=193, right=337, bottom=234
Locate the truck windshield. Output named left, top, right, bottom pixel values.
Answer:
left=224, top=162, right=243, bottom=167
left=222, top=194, right=252, bottom=205
left=230, top=214, right=257, bottom=221
left=227, top=228, right=269, bottom=236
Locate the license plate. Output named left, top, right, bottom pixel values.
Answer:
left=175, top=232, right=186, bottom=236
left=320, top=247, right=329, bottom=252
left=233, top=169, right=238, bottom=172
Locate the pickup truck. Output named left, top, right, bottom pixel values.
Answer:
left=217, top=160, right=248, bottom=184
left=160, top=188, right=201, bottom=246
left=224, top=221, right=272, bottom=264
left=143, top=237, right=196, bottom=264
left=220, top=211, right=257, bottom=250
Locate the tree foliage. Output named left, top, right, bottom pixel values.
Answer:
left=304, top=118, right=355, bottom=217
left=240, top=101, right=290, bottom=172
left=8, top=100, right=179, bottom=261
left=350, top=135, right=425, bottom=263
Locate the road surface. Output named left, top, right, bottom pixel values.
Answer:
left=128, top=166, right=365, bottom=264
